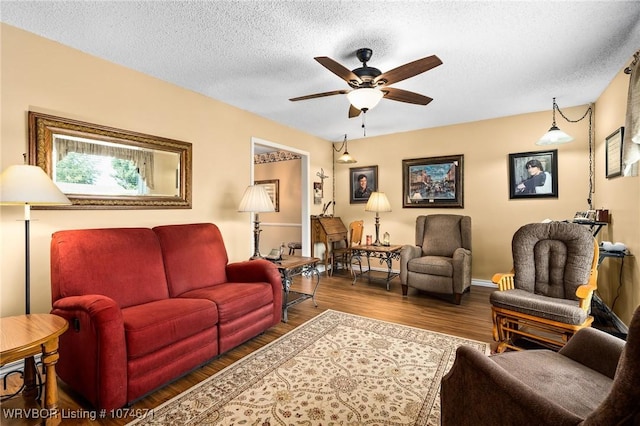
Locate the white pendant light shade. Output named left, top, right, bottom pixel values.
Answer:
left=0, top=165, right=71, bottom=205
left=238, top=185, right=275, bottom=213
left=336, top=151, right=357, bottom=164
left=347, top=88, right=384, bottom=111
left=536, top=125, right=574, bottom=145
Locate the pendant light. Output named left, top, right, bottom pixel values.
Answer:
left=536, top=98, right=574, bottom=145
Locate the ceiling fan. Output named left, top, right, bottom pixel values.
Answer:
left=289, top=48, right=442, bottom=118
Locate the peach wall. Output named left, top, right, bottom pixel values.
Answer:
left=0, top=24, right=328, bottom=316
left=2, top=24, right=637, bottom=324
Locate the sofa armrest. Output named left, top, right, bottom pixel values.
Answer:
left=51, top=295, right=128, bottom=410
left=226, top=259, right=283, bottom=324
left=441, top=345, right=581, bottom=426
left=399, top=245, right=422, bottom=284
left=559, top=326, right=625, bottom=379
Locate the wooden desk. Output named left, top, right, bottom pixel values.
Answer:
left=350, top=245, right=403, bottom=291
left=269, top=256, right=321, bottom=323
left=1, top=314, right=68, bottom=425
left=311, top=216, right=347, bottom=274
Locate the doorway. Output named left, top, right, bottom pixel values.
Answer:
left=251, top=137, right=310, bottom=256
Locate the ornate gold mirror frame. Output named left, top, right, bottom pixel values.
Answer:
left=28, top=112, right=192, bottom=209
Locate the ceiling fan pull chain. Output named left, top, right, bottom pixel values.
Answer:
left=362, top=113, right=367, bottom=137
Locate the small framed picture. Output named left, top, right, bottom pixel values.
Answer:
left=605, top=127, right=624, bottom=178
left=255, top=179, right=279, bottom=211
left=508, top=150, right=558, bottom=199
left=402, top=155, right=464, bottom=208
left=350, top=166, right=378, bottom=204
left=313, top=182, right=323, bottom=204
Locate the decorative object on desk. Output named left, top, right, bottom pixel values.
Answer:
left=333, top=134, right=357, bottom=164
left=534, top=98, right=594, bottom=208
left=601, top=241, right=626, bottom=252
left=573, top=209, right=597, bottom=222
left=402, top=155, right=464, bottom=208
left=365, top=191, right=391, bottom=246
left=508, top=149, right=558, bottom=199
left=238, top=184, right=275, bottom=259
left=383, top=231, right=390, bottom=246
left=595, top=208, right=609, bottom=223
left=605, top=127, right=624, bottom=178
left=127, top=310, right=488, bottom=426
left=254, top=179, right=279, bottom=212
left=366, top=235, right=372, bottom=245
left=349, top=165, right=377, bottom=204
left=0, top=162, right=71, bottom=314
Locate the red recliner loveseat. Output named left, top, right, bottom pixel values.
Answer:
left=50, top=223, right=282, bottom=410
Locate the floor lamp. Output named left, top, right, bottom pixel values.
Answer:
left=0, top=164, right=70, bottom=398
left=365, top=192, right=391, bottom=246
left=238, top=184, right=275, bottom=259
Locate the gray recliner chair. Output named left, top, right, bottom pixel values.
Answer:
left=400, top=214, right=472, bottom=304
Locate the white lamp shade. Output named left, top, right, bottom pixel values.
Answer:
left=347, top=88, right=384, bottom=111
left=536, top=126, right=574, bottom=145
left=238, top=185, right=275, bottom=213
left=0, top=165, right=71, bottom=205
left=336, top=151, right=357, bottom=164
left=365, top=192, right=391, bottom=213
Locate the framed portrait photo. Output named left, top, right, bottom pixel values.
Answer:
left=508, top=149, right=558, bottom=199
left=605, top=127, right=624, bottom=178
left=350, top=166, right=378, bottom=204
left=255, top=179, right=279, bottom=211
left=402, top=154, right=464, bottom=208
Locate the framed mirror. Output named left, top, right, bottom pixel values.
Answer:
left=28, top=112, right=192, bottom=209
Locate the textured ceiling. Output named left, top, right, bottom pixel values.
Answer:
left=2, top=1, right=640, bottom=143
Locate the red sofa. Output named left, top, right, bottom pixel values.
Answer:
left=50, top=223, right=282, bottom=410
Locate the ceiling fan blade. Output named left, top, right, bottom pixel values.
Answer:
left=374, top=55, right=442, bottom=86
left=348, top=104, right=361, bottom=118
left=289, top=89, right=348, bottom=102
left=315, top=57, right=362, bottom=85
left=382, top=87, right=433, bottom=105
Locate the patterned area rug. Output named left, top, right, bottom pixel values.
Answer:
left=128, top=310, right=489, bottom=425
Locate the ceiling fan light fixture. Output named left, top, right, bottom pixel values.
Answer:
left=347, top=88, right=383, bottom=111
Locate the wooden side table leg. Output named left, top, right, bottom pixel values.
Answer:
left=22, top=356, right=39, bottom=400
left=42, top=338, right=61, bottom=425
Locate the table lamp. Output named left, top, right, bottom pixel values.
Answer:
left=365, top=192, right=391, bottom=246
left=238, top=184, right=275, bottom=259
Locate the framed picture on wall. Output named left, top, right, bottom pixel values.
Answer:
left=508, top=149, right=558, bottom=199
left=402, top=155, right=464, bottom=208
left=350, top=166, right=378, bottom=204
left=605, top=127, right=624, bottom=178
left=255, top=179, right=279, bottom=212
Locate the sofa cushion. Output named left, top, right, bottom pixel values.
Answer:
left=153, top=223, right=229, bottom=297
left=420, top=215, right=464, bottom=257
left=122, top=298, right=218, bottom=358
left=491, top=349, right=613, bottom=419
left=51, top=228, right=170, bottom=308
left=407, top=256, right=453, bottom=277
left=490, top=288, right=587, bottom=325
left=179, top=282, right=274, bottom=324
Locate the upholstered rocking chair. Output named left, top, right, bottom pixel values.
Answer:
left=490, top=222, right=599, bottom=352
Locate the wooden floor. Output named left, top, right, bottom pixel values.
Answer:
left=1, top=273, right=495, bottom=425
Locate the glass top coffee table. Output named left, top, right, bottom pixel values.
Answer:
left=350, top=245, right=403, bottom=291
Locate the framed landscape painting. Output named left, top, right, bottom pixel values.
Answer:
left=402, top=155, right=464, bottom=208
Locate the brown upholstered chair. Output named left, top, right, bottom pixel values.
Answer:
left=441, top=305, right=640, bottom=425
left=330, top=220, right=364, bottom=276
left=491, top=222, right=598, bottom=352
left=400, top=214, right=472, bottom=304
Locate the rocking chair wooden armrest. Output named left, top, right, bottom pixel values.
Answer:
left=492, top=271, right=515, bottom=291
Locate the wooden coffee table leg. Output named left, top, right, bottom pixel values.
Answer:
left=22, top=356, right=39, bottom=399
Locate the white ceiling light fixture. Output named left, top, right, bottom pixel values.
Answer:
left=346, top=88, right=384, bottom=113
left=536, top=98, right=574, bottom=145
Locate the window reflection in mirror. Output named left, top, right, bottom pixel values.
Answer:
left=29, top=112, right=192, bottom=209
